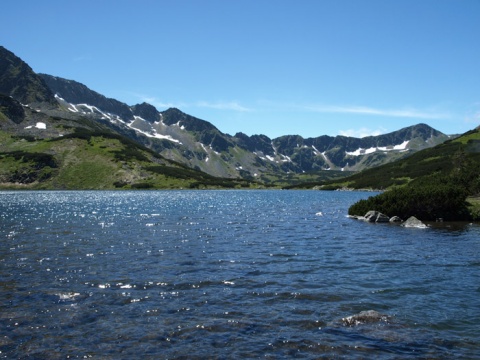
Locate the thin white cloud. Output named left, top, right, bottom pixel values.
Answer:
left=142, top=97, right=180, bottom=109
left=464, top=110, right=480, bottom=125
left=73, top=54, right=92, bottom=62
left=128, top=92, right=252, bottom=112
left=339, top=127, right=388, bottom=138
left=304, top=104, right=450, bottom=120
left=195, top=101, right=252, bottom=112
left=129, top=93, right=184, bottom=109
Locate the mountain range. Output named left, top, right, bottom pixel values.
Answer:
left=0, top=45, right=450, bottom=188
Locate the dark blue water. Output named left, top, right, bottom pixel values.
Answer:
left=1, top=190, right=479, bottom=359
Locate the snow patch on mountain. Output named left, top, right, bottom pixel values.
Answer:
left=346, top=141, right=409, bottom=156
left=280, top=154, right=291, bottom=162
left=173, top=121, right=186, bottom=130
left=129, top=116, right=181, bottom=143
left=134, top=126, right=181, bottom=143
left=25, top=122, right=46, bottom=130
left=57, top=95, right=183, bottom=144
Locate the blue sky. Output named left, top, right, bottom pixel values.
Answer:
left=2, top=0, right=479, bottom=138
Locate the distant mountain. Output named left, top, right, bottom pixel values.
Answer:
left=39, top=73, right=449, bottom=179
left=1, top=45, right=451, bottom=187
left=319, top=128, right=480, bottom=192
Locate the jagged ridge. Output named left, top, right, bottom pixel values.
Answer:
left=1, top=46, right=450, bottom=183
left=38, top=74, right=449, bottom=178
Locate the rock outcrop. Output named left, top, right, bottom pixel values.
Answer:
left=401, top=216, right=428, bottom=228
left=0, top=94, right=25, bottom=124
left=132, top=102, right=161, bottom=123
left=364, top=210, right=390, bottom=223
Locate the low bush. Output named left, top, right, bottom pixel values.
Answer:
left=130, top=182, right=153, bottom=189
left=113, top=181, right=128, bottom=188
left=348, top=183, right=469, bottom=221
left=0, top=151, right=57, bottom=168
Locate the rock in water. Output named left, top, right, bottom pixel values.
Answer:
left=402, top=216, right=428, bottom=228
left=376, top=213, right=390, bottom=223
left=364, top=211, right=377, bottom=222
left=389, top=216, right=402, bottom=223
left=364, top=210, right=390, bottom=223
left=342, top=310, right=390, bottom=326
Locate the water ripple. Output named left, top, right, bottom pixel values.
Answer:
left=1, top=190, right=479, bottom=358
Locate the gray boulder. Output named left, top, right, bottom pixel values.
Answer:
left=389, top=216, right=402, bottom=223
left=401, top=216, right=428, bottom=228
left=376, top=213, right=391, bottom=223
left=364, top=210, right=390, bottom=223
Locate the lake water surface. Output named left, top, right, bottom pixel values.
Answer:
left=1, top=190, right=479, bottom=359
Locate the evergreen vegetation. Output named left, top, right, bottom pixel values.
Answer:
left=348, top=181, right=470, bottom=221
left=0, top=150, right=58, bottom=183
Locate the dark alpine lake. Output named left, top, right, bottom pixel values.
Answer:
left=1, top=190, right=479, bottom=359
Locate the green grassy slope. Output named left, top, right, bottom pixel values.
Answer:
left=0, top=128, right=258, bottom=190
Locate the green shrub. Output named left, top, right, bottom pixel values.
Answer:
left=348, top=181, right=469, bottom=221
left=130, top=182, right=153, bottom=189
left=1, top=151, right=57, bottom=168
left=12, top=135, right=36, bottom=142
left=113, top=148, right=149, bottom=162
left=113, top=181, right=128, bottom=188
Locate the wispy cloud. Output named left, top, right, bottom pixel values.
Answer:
left=141, top=96, right=181, bottom=109
left=128, top=93, right=252, bottom=112
left=304, top=104, right=450, bottom=120
left=339, top=127, right=388, bottom=138
left=73, top=54, right=92, bottom=62
left=195, top=101, right=252, bottom=112
left=464, top=108, right=480, bottom=125
left=128, top=93, right=184, bottom=109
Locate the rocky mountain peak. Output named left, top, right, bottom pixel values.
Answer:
left=235, top=132, right=275, bottom=155
left=161, top=107, right=218, bottom=133
left=131, top=102, right=160, bottom=123
left=0, top=46, right=57, bottom=106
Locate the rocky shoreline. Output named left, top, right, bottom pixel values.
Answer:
left=349, top=210, right=428, bottom=228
